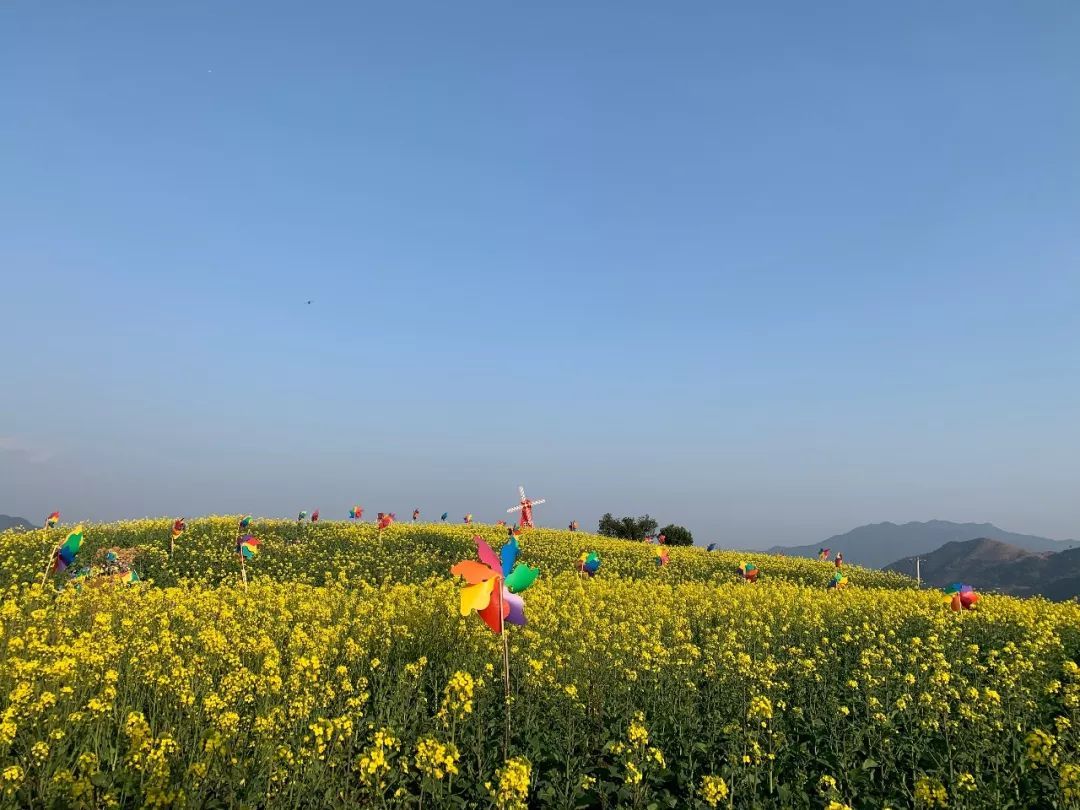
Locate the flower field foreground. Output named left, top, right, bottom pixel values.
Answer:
left=0, top=549, right=1078, bottom=807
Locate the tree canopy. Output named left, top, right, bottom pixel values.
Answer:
left=658, top=524, right=693, bottom=546
left=598, top=513, right=659, bottom=542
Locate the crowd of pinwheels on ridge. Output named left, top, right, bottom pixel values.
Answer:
left=37, top=488, right=984, bottom=615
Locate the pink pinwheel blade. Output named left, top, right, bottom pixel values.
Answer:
left=474, top=537, right=502, bottom=572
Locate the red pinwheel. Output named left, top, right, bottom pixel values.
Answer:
left=944, top=583, right=981, bottom=611
left=451, top=535, right=539, bottom=633
left=738, top=562, right=759, bottom=582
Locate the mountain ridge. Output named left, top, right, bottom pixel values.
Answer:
left=884, top=537, right=1080, bottom=601
left=768, top=520, right=1077, bottom=569
left=0, top=515, right=34, bottom=532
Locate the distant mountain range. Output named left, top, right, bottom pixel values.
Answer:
left=885, top=538, right=1080, bottom=601
left=768, top=520, right=1077, bottom=569
left=0, top=515, right=33, bottom=532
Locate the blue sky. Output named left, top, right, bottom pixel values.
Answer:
left=2, top=1, right=1079, bottom=547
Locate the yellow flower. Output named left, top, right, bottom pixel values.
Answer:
left=627, top=712, right=650, bottom=746
left=438, top=671, right=476, bottom=724
left=1061, top=763, right=1080, bottom=802
left=1024, top=729, right=1056, bottom=767
left=699, top=774, right=729, bottom=806
left=914, top=776, right=948, bottom=808
left=490, top=757, right=531, bottom=810
left=414, top=736, right=459, bottom=781
left=748, top=695, right=773, bottom=721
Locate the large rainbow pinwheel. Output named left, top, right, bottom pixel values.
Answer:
left=738, top=561, right=759, bottom=582
left=944, top=583, right=980, bottom=611
left=577, top=551, right=601, bottom=576
left=349, top=505, right=363, bottom=520
left=451, top=535, right=539, bottom=633
left=654, top=545, right=669, bottom=567
left=827, top=570, right=848, bottom=590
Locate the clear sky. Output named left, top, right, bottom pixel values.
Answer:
left=3, top=1, right=1079, bottom=547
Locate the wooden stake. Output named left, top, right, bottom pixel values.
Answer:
left=498, top=582, right=511, bottom=761
left=40, top=529, right=59, bottom=587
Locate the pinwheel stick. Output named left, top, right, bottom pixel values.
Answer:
left=498, top=585, right=511, bottom=760
left=40, top=531, right=59, bottom=587
left=235, top=526, right=248, bottom=589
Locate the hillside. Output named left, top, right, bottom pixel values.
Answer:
left=0, top=514, right=33, bottom=532
left=885, top=537, right=1080, bottom=600
left=769, top=519, right=1077, bottom=569
left=0, top=517, right=916, bottom=592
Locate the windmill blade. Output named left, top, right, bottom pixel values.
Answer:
left=518, top=486, right=526, bottom=501
left=529, top=499, right=546, bottom=506
left=507, top=505, right=523, bottom=513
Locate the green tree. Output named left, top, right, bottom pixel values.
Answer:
left=658, top=524, right=693, bottom=546
left=598, top=513, right=659, bottom=541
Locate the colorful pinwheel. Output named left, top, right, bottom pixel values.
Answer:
left=238, top=515, right=253, bottom=530
left=818, top=547, right=831, bottom=561
left=237, top=534, right=261, bottom=559
left=412, top=508, right=420, bottom=521
left=113, top=570, right=140, bottom=585
left=349, top=506, right=364, bottom=520
left=707, top=543, right=717, bottom=552
left=577, top=551, right=601, bottom=576
left=441, top=512, right=448, bottom=522
left=297, top=511, right=308, bottom=522
left=45, top=511, right=60, bottom=528
left=377, top=513, right=394, bottom=530
left=944, top=583, right=981, bottom=611
left=169, top=517, right=185, bottom=557
left=52, top=526, right=84, bottom=573
left=311, top=510, right=319, bottom=523
left=450, top=535, right=539, bottom=633
left=738, top=562, right=759, bottom=583
left=834, top=552, right=844, bottom=568
left=654, top=545, right=670, bottom=567
left=464, top=514, right=473, bottom=525
left=828, top=570, right=848, bottom=590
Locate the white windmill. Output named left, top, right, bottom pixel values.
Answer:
left=507, top=486, right=546, bottom=528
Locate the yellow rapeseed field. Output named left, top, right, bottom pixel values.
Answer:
left=0, top=519, right=1077, bottom=808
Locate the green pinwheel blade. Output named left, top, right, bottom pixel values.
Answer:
left=504, top=563, right=539, bottom=594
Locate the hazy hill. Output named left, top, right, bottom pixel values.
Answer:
left=768, top=520, right=1077, bottom=569
left=885, top=537, right=1080, bottom=601
left=0, top=515, right=33, bottom=532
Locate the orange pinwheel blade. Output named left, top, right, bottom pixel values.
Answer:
left=451, top=560, right=498, bottom=585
